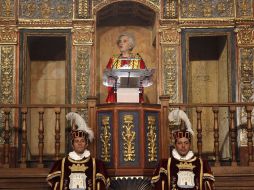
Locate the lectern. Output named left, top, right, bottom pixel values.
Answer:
left=103, top=69, right=154, bottom=103
left=96, top=103, right=161, bottom=176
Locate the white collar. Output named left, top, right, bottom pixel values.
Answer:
left=68, top=149, right=90, bottom=160
left=172, top=148, right=194, bottom=161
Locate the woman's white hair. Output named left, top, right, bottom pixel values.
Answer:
left=117, top=32, right=136, bottom=51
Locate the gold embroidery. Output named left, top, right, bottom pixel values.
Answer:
left=69, top=164, right=88, bottom=172
left=176, top=162, right=196, bottom=170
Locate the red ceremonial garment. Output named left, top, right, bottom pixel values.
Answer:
left=47, top=155, right=109, bottom=190
left=105, top=53, right=146, bottom=103
left=151, top=151, right=214, bottom=190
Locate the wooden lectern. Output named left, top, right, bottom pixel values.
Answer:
left=99, top=68, right=161, bottom=177
left=96, top=103, right=161, bottom=176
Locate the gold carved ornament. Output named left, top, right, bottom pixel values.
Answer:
left=0, top=26, right=17, bottom=44
left=238, top=0, right=252, bottom=17
left=240, top=48, right=254, bottom=101
left=180, top=0, right=234, bottom=18
left=0, top=45, right=15, bottom=145
left=75, top=46, right=90, bottom=104
left=147, top=116, right=157, bottom=162
left=122, top=115, right=136, bottom=161
left=181, top=1, right=197, bottom=18
left=1, top=0, right=13, bottom=17
left=78, top=0, right=89, bottom=18
left=239, top=48, right=254, bottom=146
left=237, top=28, right=254, bottom=46
left=0, top=46, right=14, bottom=104
left=164, top=0, right=177, bottom=19
left=20, top=0, right=72, bottom=18
left=160, top=28, right=180, bottom=45
left=74, top=46, right=90, bottom=119
left=203, top=2, right=213, bottom=17
left=72, top=26, right=94, bottom=46
left=163, top=47, right=178, bottom=102
left=160, top=28, right=179, bottom=103
left=69, top=164, right=88, bottom=172
left=100, top=116, right=111, bottom=162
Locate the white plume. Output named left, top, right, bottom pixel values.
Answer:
left=168, top=109, right=194, bottom=135
left=66, top=112, right=94, bottom=142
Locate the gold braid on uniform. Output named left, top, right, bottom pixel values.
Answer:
left=151, top=167, right=168, bottom=183
left=96, top=173, right=111, bottom=189
left=203, top=173, right=215, bottom=181
left=46, top=171, right=61, bottom=181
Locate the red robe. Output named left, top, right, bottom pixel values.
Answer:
left=105, top=53, right=146, bottom=103
left=47, top=156, right=109, bottom=190
left=151, top=156, right=214, bottom=190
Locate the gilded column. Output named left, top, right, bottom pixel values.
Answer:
left=236, top=26, right=254, bottom=146
left=72, top=24, right=94, bottom=119
left=0, top=25, right=17, bottom=144
left=159, top=27, right=180, bottom=103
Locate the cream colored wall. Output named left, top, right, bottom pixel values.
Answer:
left=30, top=61, right=66, bottom=155
left=218, top=43, right=230, bottom=159
left=189, top=46, right=230, bottom=156
left=189, top=60, right=219, bottom=152
left=96, top=26, right=157, bottom=104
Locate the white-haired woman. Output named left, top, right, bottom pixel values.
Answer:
left=106, top=33, right=146, bottom=103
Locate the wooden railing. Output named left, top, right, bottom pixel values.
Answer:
left=0, top=98, right=254, bottom=169
left=160, top=96, right=254, bottom=167
left=0, top=100, right=95, bottom=168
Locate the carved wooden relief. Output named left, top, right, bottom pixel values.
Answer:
left=0, top=0, right=15, bottom=18
left=180, top=0, right=234, bottom=18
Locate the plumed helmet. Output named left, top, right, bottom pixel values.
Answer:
left=66, top=112, right=94, bottom=142
left=168, top=109, right=194, bottom=141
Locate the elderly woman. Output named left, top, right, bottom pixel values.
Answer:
left=106, top=33, right=146, bottom=103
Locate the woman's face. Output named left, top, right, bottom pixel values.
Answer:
left=118, top=35, right=131, bottom=53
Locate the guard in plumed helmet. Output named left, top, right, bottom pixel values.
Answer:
left=47, top=112, right=110, bottom=190
left=151, top=109, right=215, bottom=190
